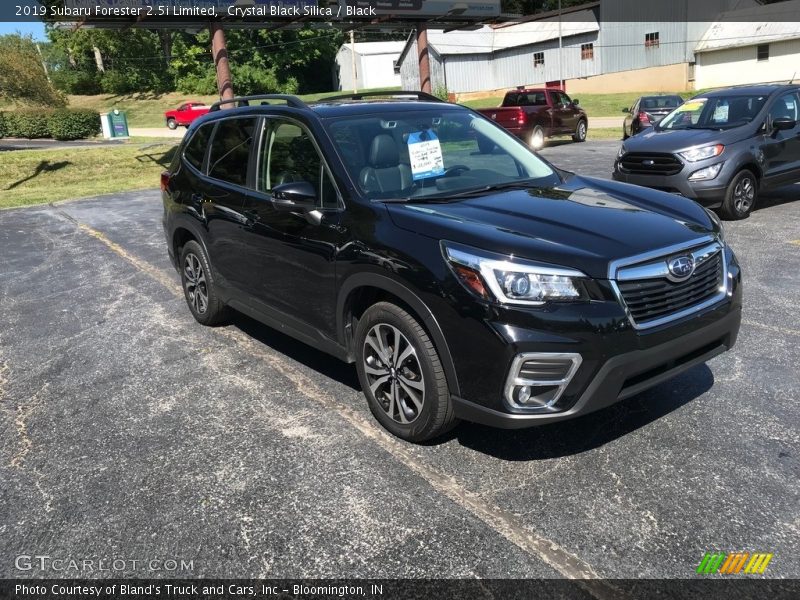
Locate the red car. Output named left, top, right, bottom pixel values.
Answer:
left=164, top=102, right=210, bottom=130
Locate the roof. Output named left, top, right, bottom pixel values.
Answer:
left=339, top=41, right=407, bottom=56
left=698, top=84, right=798, bottom=97
left=398, top=8, right=599, bottom=60
left=695, top=0, right=800, bottom=53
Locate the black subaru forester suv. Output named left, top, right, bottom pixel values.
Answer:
left=162, top=91, right=742, bottom=442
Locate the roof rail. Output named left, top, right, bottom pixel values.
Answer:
left=317, top=90, right=445, bottom=104
left=209, top=94, right=308, bottom=112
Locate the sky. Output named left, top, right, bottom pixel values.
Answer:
left=0, top=21, right=46, bottom=41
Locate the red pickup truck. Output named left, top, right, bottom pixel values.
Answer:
left=164, top=102, right=210, bottom=130
left=477, top=88, right=588, bottom=150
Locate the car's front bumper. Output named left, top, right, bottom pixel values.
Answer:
left=451, top=305, right=740, bottom=427
left=440, top=247, right=742, bottom=428
left=612, top=159, right=737, bottom=207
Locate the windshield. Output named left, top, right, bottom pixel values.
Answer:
left=324, top=109, right=559, bottom=200
left=658, top=95, right=768, bottom=130
left=641, top=96, right=682, bottom=110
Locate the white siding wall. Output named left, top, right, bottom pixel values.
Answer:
left=695, top=38, right=800, bottom=89
left=361, top=54, right=403, bottom=89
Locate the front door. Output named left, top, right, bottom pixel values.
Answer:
left=240, top=118, right=347, bottom=339
left=760, top=91, right=800, bottom=186
left=552, top=91, right=579, bottom=134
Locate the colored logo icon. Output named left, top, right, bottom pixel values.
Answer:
left=697, top=552, right=774, bottom=574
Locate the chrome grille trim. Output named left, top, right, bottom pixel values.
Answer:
left=609, top=237, right=728, bottom=330
left=503, top=352, right=583, bottom=412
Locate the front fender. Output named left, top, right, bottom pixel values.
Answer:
left=336, top=271, right=461, bottom=397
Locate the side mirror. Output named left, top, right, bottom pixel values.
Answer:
left=271, top=181, right=317, bottom=212
left=572, top=98, right=579, bottom=105
left=622, top=107, right=630, bottom=113
left=772, top=116, right=796, bottom=132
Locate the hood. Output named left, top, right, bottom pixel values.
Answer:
left=385, top=175, right=716, bottom=279
left=624, top=124, right=752, bottom=152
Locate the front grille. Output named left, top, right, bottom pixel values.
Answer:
left=616, top=248, right=724, bottom=326
left=619, top=152, right=683, bottom=176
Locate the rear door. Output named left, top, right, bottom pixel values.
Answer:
left=201, top=117, right=259, bottom=292
left=761, top=91, right=800, bottom=185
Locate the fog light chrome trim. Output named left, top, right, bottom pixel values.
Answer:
left=503, top=352, right=583, bottom=412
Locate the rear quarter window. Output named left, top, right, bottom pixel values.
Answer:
left=183, top=123, right=214, bottom=172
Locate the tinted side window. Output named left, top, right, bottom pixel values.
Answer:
left=768, top=92, right=799, bottom=123
left=184, top=123, right=214, bottom=172
left=208, top=118, right=257, bottom=186
left=259, top=121, right=339, bottom=209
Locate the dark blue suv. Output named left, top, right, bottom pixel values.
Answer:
left=162, top=92, right=741, bottom=442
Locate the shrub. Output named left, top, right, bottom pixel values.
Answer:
left=47, top=109, right=101, bottom=140
left=3, top=110, right=50, bottom=139
left=433, top=84, right=449, bottom=102
left=0, top=108, right=100, bottom=140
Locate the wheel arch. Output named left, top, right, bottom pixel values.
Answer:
left=337, top=273, right=461, bottom=397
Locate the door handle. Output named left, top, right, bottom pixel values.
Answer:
left=243, top=209, right=259, bottom=225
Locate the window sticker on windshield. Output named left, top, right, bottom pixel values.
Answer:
left=713, top=103, right=729, bottom=122
left=407, top=130, right=445, bottom=180
left=680, top=100, right=705, bottom=112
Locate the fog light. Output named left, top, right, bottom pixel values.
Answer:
left=517, top=385, right=532, bottom=404
left=688, top=162, right=723, bottom=181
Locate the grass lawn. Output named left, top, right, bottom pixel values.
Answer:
left=460, top=91, right=690, bottom=117
left=0, top=142, right=177, bottom=209
left=62, top=87, right=402, bottom=129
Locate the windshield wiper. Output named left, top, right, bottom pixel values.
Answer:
left=424, top=179, right=541, bottom=200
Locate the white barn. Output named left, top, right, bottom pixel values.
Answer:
left=334, top=41, right=406, bottom=91
left=694, top=1, right=800, bottom=89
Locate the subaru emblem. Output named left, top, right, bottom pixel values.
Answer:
left=643, top=159, right=655, bottom=166
left=667, top=255, right=695, bottom=281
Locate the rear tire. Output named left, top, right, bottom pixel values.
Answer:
left=355, top=302, right=458, bottom=443
left=719, top=169, right=757, bottom=220
left=529, top=126, right=545, bottom=151
left=167, top=118, right=178, bottom=130
left=572, top=119, right=587, bottom=142
left=179, top=240, right=229, bottom=326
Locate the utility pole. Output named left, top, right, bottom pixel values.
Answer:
left=417, top=24, right=431, bottom=93
left=557, top=0, right=563, bottom=90
left=350, top=30, right=358, bottom=93
left=210, top=23, right=234, bottom=106
left=35, top=43, right=51, bottom=83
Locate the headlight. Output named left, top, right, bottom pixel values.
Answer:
left=704, top=207, right=725, bottom=243
left=688, top=162, right=723, bottom=181
left=617, top=145, right=626, bottom=159
left=443, top=242, right=587, bottom=305
left=678, top=144, right=724, bottom=162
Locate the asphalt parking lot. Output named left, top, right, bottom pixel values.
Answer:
left=1, top=140, right=798, bottom=582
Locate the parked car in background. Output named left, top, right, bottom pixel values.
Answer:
left=164, top=102, right=210, bottom=130
left=477, top=87, right=588, bottom=150
left=614, top=84, right=800, bottom=219
left=161, top=91, right=741, bottom=443
left=623, top=95, right=684, bottom=138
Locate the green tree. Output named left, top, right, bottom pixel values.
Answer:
left=0, top=34, right=66, bottom=106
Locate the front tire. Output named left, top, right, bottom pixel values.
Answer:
left=572, top=119, right=587, bottom=142
left=529, top=125, right=545, bottom=151
left=355, top=302, right=457, bottom=443
left=719, top=169, right=758, bottom=220
left=167, top=118, right=178, bottom=130
left=179, top=240, right=228, bottom=326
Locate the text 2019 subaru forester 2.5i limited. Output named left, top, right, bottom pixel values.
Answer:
left=614, top=84, right=800, bottom=220
left=161, top=91, right=742, bottom=443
